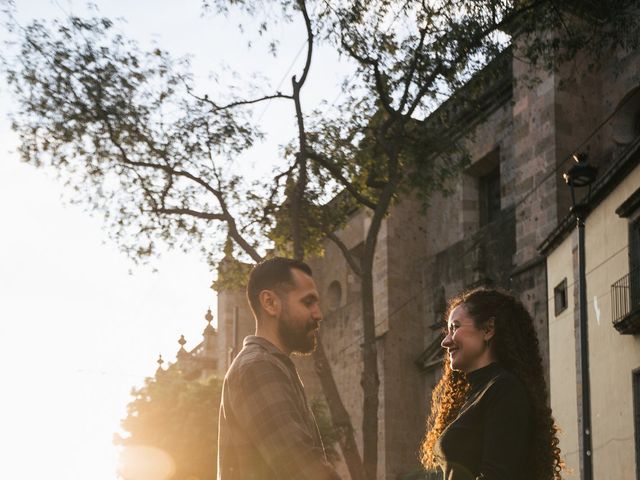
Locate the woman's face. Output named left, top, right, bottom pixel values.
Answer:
left=441, top=304, right=495, bottom=373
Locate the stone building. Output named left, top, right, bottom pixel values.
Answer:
left=540, top=85, right=640, bottom=477
left=308, top=36, right=640, bottom=480
left=162, top=307, right=220, bottom=381
left=162, top=27, right=640, bottom=480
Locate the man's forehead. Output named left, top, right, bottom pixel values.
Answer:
left=290, top=268, right=319, bottom=294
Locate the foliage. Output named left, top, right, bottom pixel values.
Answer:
left=5, top=1, right=638, bottom=265
left=115, top=368, right=223, bottom=480
left=114, top=368, right=340, bottom=480
left=210, top=240, right=254, bottom=291
left=310, top=397, right=341, bottom=465
left=3, top=15, right=264, bottom=267
left=4, top=1, right=640, bottom=479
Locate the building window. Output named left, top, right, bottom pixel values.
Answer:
left=630, top=218, right=640, bottom=310
left=634, top=369, right=640, bottom=480
left=464, top=147, right=501, bottom=230
left=554, top=278, right=568, bottom=316
left=327, top=281, right=342, bottom=311
left=479, top=165, right=501, bottom=226
left=631, top=218, right=640, bottom=273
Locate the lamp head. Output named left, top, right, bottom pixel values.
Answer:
left=563, top=153, right=598, bottom=219
left=563, top=153, right=598, bottom=188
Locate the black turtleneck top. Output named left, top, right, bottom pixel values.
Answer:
left=435, top=362, right=532, bottom=480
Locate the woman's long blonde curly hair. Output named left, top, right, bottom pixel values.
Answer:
left=420, top=287, right=564, bottom=480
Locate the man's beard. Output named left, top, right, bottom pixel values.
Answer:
left=278, top=306, right=318, bottom=355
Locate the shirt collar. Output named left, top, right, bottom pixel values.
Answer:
left=467, top=361, right=501, bottom=390
left=243, top=335, right=294, bottom=365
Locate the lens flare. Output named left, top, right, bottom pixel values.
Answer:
left=117, top=445, right=175, bottom=480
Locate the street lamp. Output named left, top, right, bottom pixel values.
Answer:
left=563, top=153, right=597, bottom=480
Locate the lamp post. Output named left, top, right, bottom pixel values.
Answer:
left=563, top=153, right=597, bottom=480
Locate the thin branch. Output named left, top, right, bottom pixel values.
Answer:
left=397, top=25, right=429, bottom=113
left=305, top=149, right=378, bottom=210
left=187, top=88, right=293, bottom=112
left=293, top=0, right=314, bottom=90
left=262, top=161, right=298, bottom=224
left=366, top=171, right=387, bottom=189
left=340, top=35, right=396, bottom=117
left=550, top=0, right=574, bottom=41
left=154, top=207, right=226, bottom=221
left=98, top=106, right=264, bottom=262
left=405, top=0, right=549, bottom=118
left=326, top=231, right=361, bottom=277
left=288, top=0, right=316, bottom=260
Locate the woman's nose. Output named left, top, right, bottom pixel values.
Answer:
left=441, top=332, right=453, bottom=348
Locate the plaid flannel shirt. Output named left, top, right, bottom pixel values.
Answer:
left=217, top=336, right=341, bottom=480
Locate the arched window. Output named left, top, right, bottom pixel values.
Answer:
left=327, top=280, right=342, bottom=311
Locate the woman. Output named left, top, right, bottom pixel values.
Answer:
left=420, top=287, right=563, bottom=480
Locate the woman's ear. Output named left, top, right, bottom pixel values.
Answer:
left=259, top=289, right=280, bottom=317
left=484, top=317, right=496, bottom=341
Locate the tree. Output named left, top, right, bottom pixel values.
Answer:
left=256, top=2, right=639, bottom=478
left=3, top=1, right=639, bottom=478
left=115, top=367, right=339, bottom=480
left=115, top=368, right=223, bottom=480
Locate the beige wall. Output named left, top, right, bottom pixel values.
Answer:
left=546, top=232, right=579, bottom=475
left=546, top=163, right=640, bottom=478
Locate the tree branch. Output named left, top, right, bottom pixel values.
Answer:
left=188, top=90, right=293, bottom=112
left=305, top=149, right=377, bottom=210
left=262, top=161, right=298, bottom=225
left=405, top=0, right=549, bottom=118
left=326, top=231, right=361, bottom=277
left=397, top=25, right=429, bottom=113
left=154, top=207, right=226, bottom=221
left=339, top=34, right=396, bottom=117
left=289, top=0, right=315, bottom=260
left=293, top=0, right=314, bottom=90
left=98, top=106, right=264, bottom=262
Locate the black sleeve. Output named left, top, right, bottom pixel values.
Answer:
left=478, top=377, right=531, bottom=480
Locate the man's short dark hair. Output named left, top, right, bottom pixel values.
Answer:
left=246, top=257, right=313, bottom=316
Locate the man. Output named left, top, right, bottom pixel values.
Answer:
left=217, top=257, right=341, bottom=480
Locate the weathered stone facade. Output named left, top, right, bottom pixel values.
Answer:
left=167, top=308, right=221, bottom=381
left=306, top=40, right=639, bottom=479
left=305, top=198, right=431, bottom=479
left=165, top=31, right=640, bottom=480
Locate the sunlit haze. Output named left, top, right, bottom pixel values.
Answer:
left=0, top=1, right=349, bottom=479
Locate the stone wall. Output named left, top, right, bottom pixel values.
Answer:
left=215, top=287, right=254, bottom=376
left=205, top=39, right=640, bottom=480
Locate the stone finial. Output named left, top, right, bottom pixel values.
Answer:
left=203, top=308, right=216, bottom=336
left=155, top=354, right=165, bottom=376
left=177, top=334, right=190, bottom=360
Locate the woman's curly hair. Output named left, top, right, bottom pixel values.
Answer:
left=420, top=287, right=563, bottom=480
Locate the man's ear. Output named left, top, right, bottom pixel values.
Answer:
left=484, top=317, right=496, bottom=341
left=259, top=289, right=280, bottom=317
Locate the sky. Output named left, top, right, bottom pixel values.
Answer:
left=0, top=1, right=350, bottom=478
